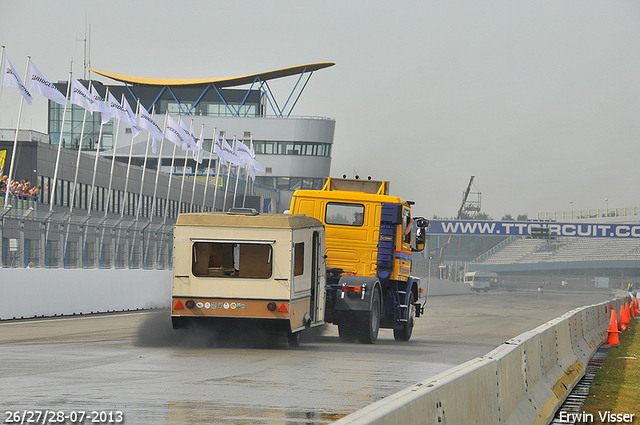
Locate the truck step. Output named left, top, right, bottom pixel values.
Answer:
left=397, top=290, right=406, bottom=295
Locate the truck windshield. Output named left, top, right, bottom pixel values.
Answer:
left=192, top=242, right=272, bottom=278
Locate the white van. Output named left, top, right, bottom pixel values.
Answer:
left=464, top=271, right=498, bottom=292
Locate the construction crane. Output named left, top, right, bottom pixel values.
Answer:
left=437, top=176, right=481, bottom=262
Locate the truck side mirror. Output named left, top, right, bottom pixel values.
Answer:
left=415, top=218, right=429, bottom=228
left=412, top=217, right=428, bottom=252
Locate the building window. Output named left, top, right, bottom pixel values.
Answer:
left=253, top=141, right=331, bottom=157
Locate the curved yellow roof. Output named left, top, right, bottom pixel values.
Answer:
left=89, top=62, right=334, bottom=87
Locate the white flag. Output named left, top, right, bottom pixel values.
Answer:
left=70, top=77, right=94, bottom=114
left=236, top=140, right=253, bottom=163
left=165, top=115, right=187, bottom=147
left=251, top=145, right=264, bottom=172
left=138, top=104, right=163, bottom=152
left=29, top=63, right=67, bottom=105
left=108, top=92, right=130, bottom=125
left=213, top=137, right=227, bottom=165
left=122, top=97, right=142, bottom=137
left=2, top=56, right=33, bottom=105
left=179, top=119, right=198, bottom=151
left=90, top=85, right=112, bottom=123
left=193, top=130, right=204, bottom=164
left=222, top=139, right=243, bottom=166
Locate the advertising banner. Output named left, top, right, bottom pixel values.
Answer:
left=0, top=150, right=6, bottom=178
left=426, top=220, right=640, bottom=239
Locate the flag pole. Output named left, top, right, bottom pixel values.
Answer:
left=4, top=56, right=31, bottom=208
left=178, top=147, right=189, bottom=215
left=150, top=110, right=169, bottom=223
left=144, top=110, right=168, bottom=267
left=100, top=93, right=124, bottom=268
left=190, top=123, right=204, bottom=212
left=47, top=64, right=73, bottom=212
left=130, top=105, right=152, bottom=267
left=176, top=117, right=190, bottom=217
left=201, top=126, right=216, bottom=211
left=69, top=82, right=91, bottom=214
left=159, top=132, right=177, bottom=266
left=0, top=46, right=6, bottom=110
left=87, top=86, right=108, bottom=216
left=222, top=136, right=235, bottom=212
left=242, top=134, right=253, bottom=208
left=211, top=131, right=224, bottom=211
left=103, top=94, right=124, bottom=218
left=119, top=99, right=140, bottom=219
left=232, top=138, right=242, bottom=209
left=212, top=158, right=223, bottom=212
left=135, top=106, right=154, bottom=222
left=162, top=133, right=178, bottom=224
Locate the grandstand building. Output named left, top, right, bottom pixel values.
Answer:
left=10, top=62, right=334, bottom=218
left=467, top=216, right=640, bottom=289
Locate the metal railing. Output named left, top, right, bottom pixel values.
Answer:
left=0, top=206, right=173, bottom=270
left=536, top=206, right=640, bottom=221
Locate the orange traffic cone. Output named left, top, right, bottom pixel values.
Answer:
left=633, top=298, right=640, bottom=317
left=618, top=305, right=629, bottom=331
left=605, top=310, right=621, bottom=346
left=631, top=299, right=637, bottom=319
left=625, top=302, right=632, bottom=329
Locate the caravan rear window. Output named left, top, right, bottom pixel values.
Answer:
left=192, top=242, right=272, bottom=278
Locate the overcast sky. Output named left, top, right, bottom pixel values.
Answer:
left=1, top=1, right=639, bottom=219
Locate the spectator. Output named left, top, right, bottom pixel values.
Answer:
left=0, top=177, right=39, bottom=200
left=29, top=186, right=40, bottom=200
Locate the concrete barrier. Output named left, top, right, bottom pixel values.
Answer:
left=335, top=296, right=628, bottom=425
left=0, top=268, right=171, bottom=320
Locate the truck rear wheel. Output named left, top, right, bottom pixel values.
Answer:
left=357, top=288, right=381, bottom=344
left=338, top=313, right=357, bottom=343
left=393, top=291, right=415, bottom=341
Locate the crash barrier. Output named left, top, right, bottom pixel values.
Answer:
left=0, top=268, right=171, bottom=320
left=335, top=296, right=629, bottom=425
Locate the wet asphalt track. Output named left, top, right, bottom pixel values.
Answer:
left=0, top=290, right=614, bottom=424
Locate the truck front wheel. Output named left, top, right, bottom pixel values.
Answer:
left=393, top=291, right=415, bottom=341
left=357, top=288, right=381, bottom=344
left=287, top=332, right=301, bottom=348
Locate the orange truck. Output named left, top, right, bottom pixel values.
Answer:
left=289, top=178, right=428, bottom=343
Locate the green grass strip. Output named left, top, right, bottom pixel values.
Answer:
left=579, top=314, right=640, bottom=424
